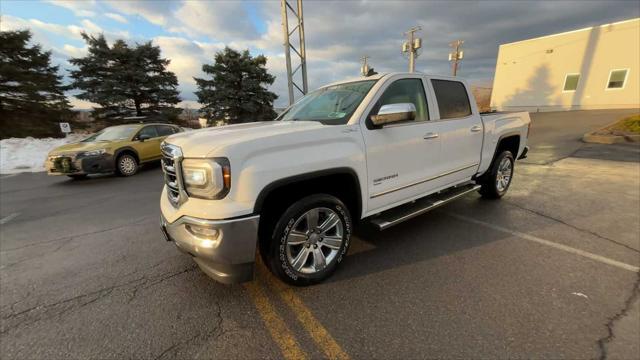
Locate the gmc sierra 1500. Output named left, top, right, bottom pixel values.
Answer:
left=160, top=72, right=530, bottom=286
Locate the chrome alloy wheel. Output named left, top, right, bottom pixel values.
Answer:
left=119, top=155, right=137, bottom=175
left=286, top=207, right=344, bottom=274
left=496, top=156, right=513, bottom=192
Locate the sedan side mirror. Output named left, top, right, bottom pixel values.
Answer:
left=370, top=103, right=416, bottom=126
left=138, top=134, right=151, bottom=142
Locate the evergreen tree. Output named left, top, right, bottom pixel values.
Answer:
left=0, top=30, right=72, bottom=138
left=195, top=47, right=277, bottom=124
left=69, top=33, right=180, bottom=121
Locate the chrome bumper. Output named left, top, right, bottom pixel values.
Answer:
left=160, top=214, right=260, bottom=284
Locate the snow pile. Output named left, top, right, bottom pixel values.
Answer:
left=0, top=134, right=86, bottom=174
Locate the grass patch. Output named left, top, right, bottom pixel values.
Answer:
left=609, top=114, right=640, bottom=134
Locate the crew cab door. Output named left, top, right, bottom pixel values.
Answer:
left=362, top=76, right=447, bottom=213
left=428, top=78, right=483, bottom=183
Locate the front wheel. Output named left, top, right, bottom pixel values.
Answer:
left=479, top=150, right=514, bottom=199
left=267, top=194, right=352, bottom=286
left=115, top=154, right=138, bottom=177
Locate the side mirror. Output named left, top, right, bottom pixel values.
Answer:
left=370, top=103, right=416, bottom=126
left=138, top=134, right=151, bottom=142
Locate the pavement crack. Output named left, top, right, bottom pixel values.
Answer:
left=154, top=299, right=224, bottom=360
left=505, top=201, right=640, bottom=254
left=596, top=271, right=640, bottom=360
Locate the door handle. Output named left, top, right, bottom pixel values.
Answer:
left=423, top=132, right=439, bottom=139
left=470, top=125, right=482, bottom=132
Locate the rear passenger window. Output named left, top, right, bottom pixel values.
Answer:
left=375, top=78, right=429, bottom=121
left=431, top=79, right=472, bottom=119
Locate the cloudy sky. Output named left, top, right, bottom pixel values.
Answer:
left=1, top=0, right=638, bottom=109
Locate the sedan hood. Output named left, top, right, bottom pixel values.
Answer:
left=165, top=121, right=324, bottom=157
left=49, top=140, right=111, bottom=155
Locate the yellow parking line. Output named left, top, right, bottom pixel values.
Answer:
left=257, top=259, right=351, bottom=360
left=243, top=281, right=308, bottom=360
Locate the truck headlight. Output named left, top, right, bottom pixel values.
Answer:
left=181, top=158, right=230, bottom=199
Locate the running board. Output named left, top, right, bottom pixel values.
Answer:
left=369, top=184, right=481, bottom=230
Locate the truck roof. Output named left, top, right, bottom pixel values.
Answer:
left=320, top=72, right=464, bottom=89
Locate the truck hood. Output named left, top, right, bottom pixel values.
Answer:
left=165, top=121, right=325, bottom=157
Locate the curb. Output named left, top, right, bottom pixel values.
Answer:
left=582, top=133, right=626, bottom=144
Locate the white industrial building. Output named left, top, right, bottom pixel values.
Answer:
left=491, top=18, right=639, bottom=112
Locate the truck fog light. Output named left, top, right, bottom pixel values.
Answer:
left=186, top=225, right=220, bottom=244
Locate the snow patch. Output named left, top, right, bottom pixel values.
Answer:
left=0, top=134, right=86, bottom=174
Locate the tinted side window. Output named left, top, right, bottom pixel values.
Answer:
left=156, top=125, right=175, bottom=136
left=137, top=126, right=158, bottom=139
left=431, top=80, right=472, bottom=119
left=376, top=78, right=429, bottom=121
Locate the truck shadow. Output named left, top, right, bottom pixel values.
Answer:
left=327, top=195, right=515, bottom=283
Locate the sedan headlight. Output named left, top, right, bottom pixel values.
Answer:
left=78, top=149, right=106, bottom=157
left=181, top=158, right=230, bottom=199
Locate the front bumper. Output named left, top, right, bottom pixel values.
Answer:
left=46, top=154, right=114, bottom=175
left=518, top=146, right=530, bottom=160
left=160, top=213, right=260, bottom=284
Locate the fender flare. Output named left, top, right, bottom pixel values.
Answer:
left=253, top=167, right=363, bottom=216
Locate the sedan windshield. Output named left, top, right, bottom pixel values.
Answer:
left=277, top=80, right=377, bottom=125
left=82, top=125, right=139, bottom=142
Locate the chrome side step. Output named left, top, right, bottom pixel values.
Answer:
left=369, top=183, right=481, bottom=230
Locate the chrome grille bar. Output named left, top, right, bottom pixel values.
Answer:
left=161, top=142, right=185, bottom=207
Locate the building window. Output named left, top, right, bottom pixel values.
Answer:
left=607, top=69, right=628, bottom=89
left=563, top=74, right=580, bottom=92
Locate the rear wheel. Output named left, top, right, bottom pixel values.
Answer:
left=479, top=151, right=514, bottom=199
left=116, top=153, right=138, bottom=177
left=266, top=194, right=352, bottom=286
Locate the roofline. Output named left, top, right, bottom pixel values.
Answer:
left=501, top=17, right=639, bottom=47
left=319, top=72, right=466, bottom=89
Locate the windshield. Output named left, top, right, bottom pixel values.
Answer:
left=82, top=125, right=139, bottom=142
left=277, top=80, right=377, bottom=125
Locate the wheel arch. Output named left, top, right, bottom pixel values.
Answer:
left=254, top=167, right=362, bottom=219
left=114, top=147, right=140, bottom=164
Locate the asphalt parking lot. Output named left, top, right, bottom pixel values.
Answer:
left=1, top=110, right=639, bottom=359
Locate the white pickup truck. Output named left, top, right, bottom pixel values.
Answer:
left=160, top=72, right=530, bottom=285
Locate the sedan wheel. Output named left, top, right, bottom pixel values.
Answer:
left=117, top=154, right=138, bottom=176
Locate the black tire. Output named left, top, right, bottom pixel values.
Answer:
left=479, top=150, right=514, bottom=199
left=266, top=194, right=352, bottom=286
left=67, top=174, right=88, bottom=180
left=115, top=153, right=138, bottom=177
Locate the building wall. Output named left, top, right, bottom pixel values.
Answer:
left=491, top=18, right=640, bottom=112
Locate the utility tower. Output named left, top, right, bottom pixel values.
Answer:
left=449, top=40, right=464, bottom=76
left=281, top=0, right=308, bottom=105
left=402, top=26, right=422, bottom=72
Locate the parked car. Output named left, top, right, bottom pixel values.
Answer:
left=159, top=72, right=531, bottom=285
left=46, top=123, right=183, bottom=179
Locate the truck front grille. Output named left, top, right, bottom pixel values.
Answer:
left=161, top=142, right=184, bottom=206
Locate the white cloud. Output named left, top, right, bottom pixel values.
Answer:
left=169, top=1, right=257, bottom=41
left=153, top=36, right=226, bottom=102
left=47, top=0, right=97, bottom=17
left=105, top=0, right=171, bottom=26
left=105, top=13, right=128, bottom=24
